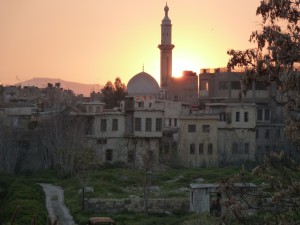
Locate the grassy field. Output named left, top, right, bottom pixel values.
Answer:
left=55, top=166, right=241, bottom=225
left=1, top=166, right=246, bottom=225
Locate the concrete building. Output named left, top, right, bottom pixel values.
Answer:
left=177, top=115, right=219, bottom=167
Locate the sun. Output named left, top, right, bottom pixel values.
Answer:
left=172, top=57, right=201, bottom=78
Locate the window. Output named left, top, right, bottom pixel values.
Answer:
left=88, top=106, right=93, bottom=113
left=265, top=145, right=270, bottom=154
left=257, top=109, right=263, bottom=121
left=256, top=129, right=259, bottom=139
left=199, top=143, right=204, bottom=154
left=219, top=81, right=229, bottom=90
left=156, top=118, right=162, bottom=131
left=236, top=112, right=240, bottom=122
left=255, top=81, right=267, bottom=90
left=231, top=81, right=241, bottom=90
left=202, top=125, right=210, bottom=133
left=219, top=112, right=226, bottom=122
left=190, top=143, right=195, bottom=154
left=174, top=118, right=177, bottom=127
left=101, top=119, right=107, bottom=132
left=276, top=129, right=281, bottom=138
left=127, top=151, right=134, bottom=163
left=97, top=139, right=107, bottom=145
left=188, top=124, right=196, bottom=132
left=135, top=117, right=141, bottom=131
left=200, top=80, right=209, bottom=91
left=244, top=112, right=249, bottom=122
left=264, top=109, right=270, bottom=121
left=245, top=143, right=249, bottom=154
left=168, top=118, right=172, bottom=126
left=232, top=143, right=238, bottom=154
left=112, top=119, right=118, bottom=131
left=96, top=107, right=101, bottom=113
left=146, top=118, right=152, bottom=132
left=208, top=143, right=213, bottom=155
left=106, top=149, right=113, bottom=161
left=265, top=129, right=270, bottom=139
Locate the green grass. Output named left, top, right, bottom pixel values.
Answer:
left=0, top=166, right=244, bottom=225
left=0, top=174, right=48, bottom=225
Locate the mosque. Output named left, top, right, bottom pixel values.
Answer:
left=127, top=3, right=199, bottom=105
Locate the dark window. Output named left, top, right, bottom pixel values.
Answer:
left=174, top=118, right=177, bottom=127
left=265, top=129, right=270, bottom=139
left=231, top=81, right=241, bottom=90
left=199, top=143, right=204, bottom=154
left=106, top=149, right=113, bottom=161
left=135, top=117, right=141, bottom=131
left=245, top=143, right=249, bottom=154
left=188, top=124, right=196, bottom=132
left=146, top=118, right=152, bottom=132
left=244, top=112, right=249, bottom=122
left=208, top=143, right=213, bottom=155
left=232, top=143, right=238, bottom=154
left=127, top=150, right=134, bottom=163
left=265, top=145, right=270, bottom=154
left=202, top=125, right=210, bottom=133
left=190, top=143, right=195, bottom=154
left=101, top=119, right=107, bottom=132
left=257, top=109, right=263, bottom=121
left=236, top=112, right=240, bottom=122
left=156, top=118, right=162, bottom=131
left=264, top=109, right=270, bottom=121
left=219, top=81, right=229, bottom=90
left=97, top=139, right=107, bottom=145
left=276, top=129, right=281, bottom=138
left=112, top=119, right=118, bottom=131
left=255, top=81, right=267, bottom=90
left=168, top=118, right=172, bottom=126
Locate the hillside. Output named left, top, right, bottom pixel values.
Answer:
left=18, top=77, right=103, bottom=96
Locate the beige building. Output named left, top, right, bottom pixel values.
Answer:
left=177, top=115, right=218, bottom=167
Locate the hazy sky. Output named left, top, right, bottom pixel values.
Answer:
left=0, top=0, right=261, bottom=87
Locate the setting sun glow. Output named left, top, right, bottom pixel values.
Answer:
left=0, top=0, right=261, bottom=86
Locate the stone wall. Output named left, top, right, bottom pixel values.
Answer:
left=85, top=197, right=189, bottom=214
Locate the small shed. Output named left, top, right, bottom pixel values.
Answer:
left=190, top=183, right=257, bottom=216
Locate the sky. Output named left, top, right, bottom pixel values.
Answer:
left=0, top=0, right=262, bottom=87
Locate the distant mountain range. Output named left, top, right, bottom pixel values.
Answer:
left=17, top=77, right=103, bottom=97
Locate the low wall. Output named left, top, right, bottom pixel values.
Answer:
left=85, top=197, right=189, bottom=214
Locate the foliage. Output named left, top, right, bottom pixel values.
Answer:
left=227, top=0, right=300, bottom=147
left=101, top=77, right=127, bottom=109
left=0, top=175, right=48, bottom=225
left=225, top=1, right=300, bottom=224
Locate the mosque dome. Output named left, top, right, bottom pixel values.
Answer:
left=127, top=71, right=159, bottom=96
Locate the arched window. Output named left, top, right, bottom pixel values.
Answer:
left=106, top=149, right=113, bottom=161
left=190, top=143, right=195, bottom=155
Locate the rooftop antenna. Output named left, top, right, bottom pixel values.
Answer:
left=142, top=64, right=144, bottom=72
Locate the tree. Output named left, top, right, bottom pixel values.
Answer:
left=101, top=77, right=127, bottom=109
left=39, top=113, right=88, bottom=177
left=223, top=1, right=300, bottom=224
left=227, top=0, right=300, bottom=147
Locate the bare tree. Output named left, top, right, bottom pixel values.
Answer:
left=0, top=118, right=22, bottom=174
left=39, top=113, right=88, bottom=177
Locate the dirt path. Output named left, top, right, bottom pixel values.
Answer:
left=39, top=183, right=76, bottom=225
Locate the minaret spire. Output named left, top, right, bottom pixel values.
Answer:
left=158, top=2, right=174, bottom=99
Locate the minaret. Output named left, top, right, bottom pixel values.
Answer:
left=158, top=3, right=174, bottom=96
